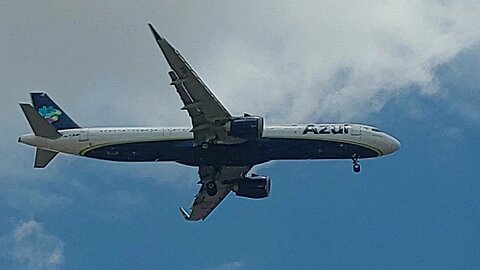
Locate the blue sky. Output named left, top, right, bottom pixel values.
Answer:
left=1, top=1, right=480, bottom=270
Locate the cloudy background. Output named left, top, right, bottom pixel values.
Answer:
left=1, top=1, right=480, bottom=269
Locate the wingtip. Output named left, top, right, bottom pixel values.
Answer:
left=179, top=207, right=191, bottom=220
left=147, top=23, right=162, bottom=41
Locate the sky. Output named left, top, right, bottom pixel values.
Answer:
left=1, top=1, right=480, bottom=269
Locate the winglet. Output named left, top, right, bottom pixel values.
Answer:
left=179, top=207, right=191, bottom=220
left=148, top=23, right=162, bottom=41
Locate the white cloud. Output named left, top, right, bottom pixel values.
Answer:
left=0, top=220, right=65, bottom=270
left=211, top=261, right=245, bottom=270
left=200, top=0, right=480, bottom=122
left=2, top=1, right=479, bottom=127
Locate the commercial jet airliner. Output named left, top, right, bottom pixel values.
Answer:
left=18, top=24, right=400, bottom=221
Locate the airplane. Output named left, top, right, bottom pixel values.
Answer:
left=18, top=24, right=401, bottom=221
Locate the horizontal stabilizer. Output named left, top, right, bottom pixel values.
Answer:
left=35, top=148, right=58, bottom=168
left=19, top=103, right=61, bottom=139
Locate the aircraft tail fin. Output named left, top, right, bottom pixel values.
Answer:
left=30, top=92, right=80, bottom=130
left=19, top=103, right=61, bottom=139
left=35, top=148, right=58, bottom=168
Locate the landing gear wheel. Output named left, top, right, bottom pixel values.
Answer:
left=206, top=181, right=217, bottom=196
left=352, top=154, right=361, bottom=173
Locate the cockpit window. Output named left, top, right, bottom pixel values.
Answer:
left=371, top=128, right=381, bottom=132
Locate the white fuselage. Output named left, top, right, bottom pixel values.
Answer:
left=19, top=123, right=400, bottom=166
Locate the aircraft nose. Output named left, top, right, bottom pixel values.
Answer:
left=383, top=135, right=401, bottom=155
left=391, top=137, right=401, bottom=152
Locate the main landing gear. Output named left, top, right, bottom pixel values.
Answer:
left=206, top=181, right=217, bottom=196
left=197, top=140, right=216, bottom=149
left=193, top=142, right=210, bottom=149
left=352, top=154, right=361, bottom=173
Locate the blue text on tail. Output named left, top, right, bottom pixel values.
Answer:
left=31, top=92, right=80, bottom=130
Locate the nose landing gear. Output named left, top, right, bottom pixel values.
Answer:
left=352, top=154, right=361, bottom=173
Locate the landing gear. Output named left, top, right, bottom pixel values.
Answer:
left=193, top=142, right=210, bottom=149
left=353, top=164, right=361, bottom=173
left=198, top=139, right=217, bottom=149
left=206, top=181, right=217, bottom=196
left=352, top=154, right=361, bottom=173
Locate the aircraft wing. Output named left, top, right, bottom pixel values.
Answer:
left=180, top=165, right=252, bottom=221
left=148, top=24, right=236, bottom=145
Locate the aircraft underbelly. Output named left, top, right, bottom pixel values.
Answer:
left=82, top=137, right=378, bottom=166
left=264, top=138, right=378, bottom=160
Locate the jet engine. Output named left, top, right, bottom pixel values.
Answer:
left=227, top=116, right=264, bottom=140
left=233, top=174, right=271, bottom=199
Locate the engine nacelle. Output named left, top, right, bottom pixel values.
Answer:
left=234, top=175, right=271, bottom=199
left=228, top=116, right=264, bottom=140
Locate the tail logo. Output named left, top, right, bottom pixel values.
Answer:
left=38, top=105, right=62, bottom=123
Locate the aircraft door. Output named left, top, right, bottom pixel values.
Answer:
left=79, top=130, right=89, bottom=141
